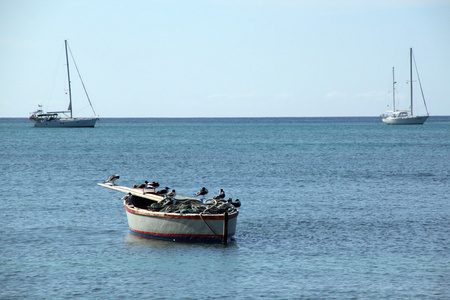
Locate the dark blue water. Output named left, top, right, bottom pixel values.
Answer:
left=1, top=117, right=449, bottom=299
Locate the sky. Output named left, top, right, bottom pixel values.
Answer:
left=1, top=0, right=449, bottom=118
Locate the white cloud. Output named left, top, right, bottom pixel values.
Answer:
left=207, top=92, right=257, bottom=99
left=325, top=91, right=347, bottom=99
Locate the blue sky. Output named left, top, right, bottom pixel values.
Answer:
left=1, top=0, right=449, bottom=117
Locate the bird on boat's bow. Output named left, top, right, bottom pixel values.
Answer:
left=137, top=181, right=148, bottom=189
left=213, top=189, right=225, bottom=200
left=156, top=187, right=170, bottom=196
left=147, top=181, right=160, bottom=191
left=196, top=187, right=208, bottom=198
left=105, top=174, right=120, bottom=185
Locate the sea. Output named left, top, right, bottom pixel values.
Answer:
left=1, top=116, right=449, bottom=299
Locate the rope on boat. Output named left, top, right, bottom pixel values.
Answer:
left=199, top=212, right=221, bottom=240
left=67, top=44, right=97, bottom=116
left=412, top=51, right=429, bottom=115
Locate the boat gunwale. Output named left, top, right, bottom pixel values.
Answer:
left=124, top=202, right=239, bottom=220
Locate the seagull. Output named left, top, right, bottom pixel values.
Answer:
left=137, top=181, right=148, bottom=189
left=147, top=181, right=160, bottom=191
left=166, top=189, right=176, bottom=198
left=122, top=193, right=132, bottom=205
left=196, top=187, right=208, bottom=198
left=233, top=199, right=241, bottom=207
left=105, top=174, right=120, bottom=185
left=156, top=187, right=170, bottom=196
left=213, top=189, right=225, bottom=200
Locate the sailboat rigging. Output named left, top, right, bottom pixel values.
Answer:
left=29, top=40, right=99, bottom=127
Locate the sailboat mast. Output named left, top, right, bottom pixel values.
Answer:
left=392, top=67, right=396, bottom=112
left=410, top=47, right=413, bottom=116
left=65, top=40, right=73, bottom=118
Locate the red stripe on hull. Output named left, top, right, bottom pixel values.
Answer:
left=131, top=228, right=228, bottom=239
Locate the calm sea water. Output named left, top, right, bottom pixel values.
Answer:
left=1, top=117, right=449, bottom=299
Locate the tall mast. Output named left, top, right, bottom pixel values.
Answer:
left=392, top=67, right=396, bottom=112
left=410, top=47, right=413, bottom=116
left=65, top=40, right=73, bottom=118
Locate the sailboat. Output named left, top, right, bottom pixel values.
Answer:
left=382, top=48, right=429, bottom=125
left=29, top=40, right=99, bottom=127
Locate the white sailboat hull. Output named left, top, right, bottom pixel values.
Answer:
left=34, top=117, right=98, bottom=127
left=382, top=115, right=428, bottom=125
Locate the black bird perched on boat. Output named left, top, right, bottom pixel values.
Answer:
left=227, top=198, right=241, bottom=207
left=156, top=187, right=170, bottom=196
left=213, top=189, right=225, bottom=200
left=105, top=174, right=120, bottom=185
left=196, top=187, right=208, bottom=198
left=147, top=181, right=160, bottom=191
left=137, top=181, right=148, bottom=189
left=166, top=189, right=176, bottom=198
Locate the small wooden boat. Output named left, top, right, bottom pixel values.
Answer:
left=97, top=182, right=239, bottom=244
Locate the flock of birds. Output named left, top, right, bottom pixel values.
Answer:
left=104, top=174, right=241, bottom=207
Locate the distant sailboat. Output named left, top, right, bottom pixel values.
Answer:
left=382, top=48, right=429, bottom=125
left=29, top=40, right=98, bottom=127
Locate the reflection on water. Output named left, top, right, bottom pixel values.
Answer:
left=123, top=231, right=238, bottom=249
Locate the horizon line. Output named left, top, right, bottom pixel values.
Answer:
left=2, top=115, right=449, bottom=119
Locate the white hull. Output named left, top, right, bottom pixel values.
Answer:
left=34, top=117, right=98, bottom=127
left=125, top=203, right=238, bottom=243
left=382, top=115, right=428, bottom=125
